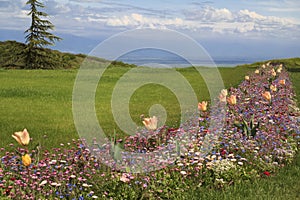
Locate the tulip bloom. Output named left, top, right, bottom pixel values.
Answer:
left=261, top=64, right=266, bottom=69
left=227, top=95, right=237, bottom=105
left=255, top=69, right=260, bottom=74
left=270, top=85, right=277, bottom=92
left=220, top=89, right=228, bottom=97
left=143, top=116, right=158, bottom=130
left=271, top=69, right=276, bottom=77
left=120, top=173, right=130, bottom=183
left=219, top=89, right=228, bottom=102
left=12, top=129, right=30, bottom=146
left=245, top=76, right=250, bottom=81
left=262, top=91, right=271, bottom=101
left=198, top=101, right=208, bottom=111
left=22, top=154, right=31, bottom=167
left=279, top=79, right=286, bottom=85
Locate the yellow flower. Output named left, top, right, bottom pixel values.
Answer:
left=245, top=76, right=250, bottom=81
left=12, top=129, right=30, bottom=146
left=227, top=95, right=237, bottom=105
left=262, top=91, right=271, bottom=101
left=261, top=64, right=266, bottom=69
left=142, top=116, right=158, bottom=130
left=271, top=69, right=276, bottom=77
left=198, top=101, right=208, bottom=112
left=279, top=79, right=286, bottom=85
left=270, top=85, right=277, bottom=92
left=22, top=154, right=31, bottom=167
left=255, top=69, right=260, bottom=74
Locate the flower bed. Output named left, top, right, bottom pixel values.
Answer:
left=0, top=63, right=299, bottom=199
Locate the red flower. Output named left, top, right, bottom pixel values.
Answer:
left=263, top=171, right=270, bottom=176
left=221, top=150, right=226, bottom=156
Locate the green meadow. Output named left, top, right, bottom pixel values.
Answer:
left=0, top=64, right=252, bottom=148
left=0, top=57, right=299, bottom=199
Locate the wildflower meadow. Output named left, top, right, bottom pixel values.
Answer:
left=0, top=62, right=299, bottom=199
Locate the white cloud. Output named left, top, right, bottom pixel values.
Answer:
left=102, top=6, right=298, bottom=39
left=184, top=6, right=234, bottom=21
left=106, top=13, right=184, bottom=29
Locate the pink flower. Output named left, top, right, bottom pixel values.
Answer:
left=12, top=129, right=30, bottom=146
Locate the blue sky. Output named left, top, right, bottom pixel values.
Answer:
left=0, top=0, right=300, bottom=61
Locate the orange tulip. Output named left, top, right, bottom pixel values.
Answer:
left=262, top=91, right=271, bottom=101
left=227, top=95, right=237, bottom=105
left=198, top=101, right=208, bottom=111
left=12, top=129, right=30, bottom=146
left=279, top=79, right=285, bottom=85
left=143, top=116, right=158, bottom=130
left=22, top=154, right=31, bottom=167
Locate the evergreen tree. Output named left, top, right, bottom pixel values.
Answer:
left=24, top=0, right=61, bottom=69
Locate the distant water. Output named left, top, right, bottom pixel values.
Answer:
left=115, top=49, right=259, bottom=68
left=117, top=57, right=257, bottom=68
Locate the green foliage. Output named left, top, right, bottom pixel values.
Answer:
left=234, top=115, right=260, bottom=138
left=24, top=0, right=62, bottom=69
left=0, top=41, right=86, bottom=69
left=0, top=41, right=26, bottom=68
left=24, top=0, right=61, bottom=47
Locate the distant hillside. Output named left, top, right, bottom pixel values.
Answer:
left=237, top=57, right=300, bottom=72
left=1, top=40, right=299, bottom=70
left=0, top=40, right=88, bottom=69
left=0, top=40, right=138, bottom=69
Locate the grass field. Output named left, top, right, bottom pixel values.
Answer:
left=0, top=65, right=253, bottom=148
left=0, top=60, right=299, bottom=199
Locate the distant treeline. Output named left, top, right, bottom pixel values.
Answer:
left=0, top=40, right=136, bottom=69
